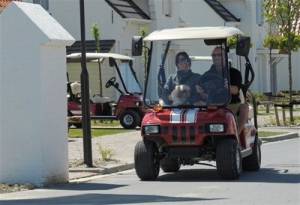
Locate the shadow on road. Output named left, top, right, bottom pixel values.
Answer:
left=46, top=182, right=127, bottom=191
left=158, top=167, right=300, bottom=184
left=0, top=193, right=224, bottom=205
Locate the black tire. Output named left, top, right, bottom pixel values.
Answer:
left=160, top=157, right=181, bottom=172
left=216, top=138, right=242, bottom=180
left=120, top=110, right=141, bottom=129
left=242, top=137, right=261, bottom=171
left=134, top=140, right=160, bottom=180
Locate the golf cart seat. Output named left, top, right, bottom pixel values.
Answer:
left=70, top=81, right=81, bottom=96
left=91, top=95, right=112, bottom=104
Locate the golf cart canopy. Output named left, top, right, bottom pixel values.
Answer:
left=143, top=27, right=244, bottom=41
left=67, top=53, right=134, bottom=63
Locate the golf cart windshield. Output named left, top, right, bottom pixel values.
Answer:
left=66, top=53, right=142, bottom=95
left=145, top=41, right=230, bottom=107
left=119, top=61, right=142, bottom=94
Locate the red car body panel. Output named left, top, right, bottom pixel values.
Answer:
left=115, top=94, right=145, bottom=117
left=141, top=108, right=252, bottom=148
left=68, top=94, right=145, bottom=117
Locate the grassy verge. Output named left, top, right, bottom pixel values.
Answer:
left=91, top=120, right=121, bottom=127
left=258, top=131, right=288, bottom=138
left=69, top=128, right=132, bottom=138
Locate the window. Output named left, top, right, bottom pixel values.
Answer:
left=33, top=0, right=49, bottom=11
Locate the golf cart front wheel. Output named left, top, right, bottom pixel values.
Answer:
left=120, top=110, right=140, bottom=129
left=134, top=140, right=160, bottom=180
left=216, top=138, right=242, bottom=180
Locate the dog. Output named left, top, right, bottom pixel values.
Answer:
left=170, top=84, right=191, bottom=106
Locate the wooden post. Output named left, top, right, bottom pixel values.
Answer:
left=274, top=105, right=280, bottom=126
left=282, top=107, right=286, bottom=126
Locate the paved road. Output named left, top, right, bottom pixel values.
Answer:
left=1, top=138, right=300, bottom=205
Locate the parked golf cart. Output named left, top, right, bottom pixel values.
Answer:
left=67, top=53, right=146, bottom=129
left=132, top=27, right=261, bottom=180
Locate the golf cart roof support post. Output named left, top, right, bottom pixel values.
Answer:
left=79, top=0, right=93, bottom=167
left=242, top=55, right=255, bottom=96
left=161, top=41, right=171, bottom=70
left=111, top=58, right=130, bottom=94
left=143, top=42, right=153, bottom=106
left=223, top=41, right=231, bottom=106
left=158, top=41, right=171, bottom=98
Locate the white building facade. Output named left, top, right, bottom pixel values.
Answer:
left=23, top=0, right=300, bottom=93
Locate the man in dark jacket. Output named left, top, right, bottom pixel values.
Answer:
left=200, top=47, right=229, bottom=104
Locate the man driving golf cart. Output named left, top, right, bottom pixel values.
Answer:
left=132, top=27, right=260, bottom=180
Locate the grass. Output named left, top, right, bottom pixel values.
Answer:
left=258, top=131, right=287, bottom=138
left=68, top=128, right=131, bottom=138
left=91, top=120, right=121, bottom=127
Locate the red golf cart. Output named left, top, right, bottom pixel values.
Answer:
left=67, top=53, right=146, bottom=129
left=132, top=27, right=261, bottom=180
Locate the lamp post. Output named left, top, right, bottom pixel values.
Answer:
left=79, top=0, right=93, bottom=167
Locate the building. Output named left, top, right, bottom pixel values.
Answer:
left=6, top=0, right=300, bottom=94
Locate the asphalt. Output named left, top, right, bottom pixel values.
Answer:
left=68, top=126, right=300, bottom=182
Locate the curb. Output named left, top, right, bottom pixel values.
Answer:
left=69, top=163, right=134, bottom=181
left=260, top=132, right=299, bottom=143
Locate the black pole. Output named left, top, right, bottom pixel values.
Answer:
left=79, top=0, right=93, bottom=167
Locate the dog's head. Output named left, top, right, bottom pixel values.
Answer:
left=171, top=84, right=191, bottom=105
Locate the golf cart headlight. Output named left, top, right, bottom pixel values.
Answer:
left=144, top=125, right=160, bottom=134
left=209, top=124, right=224, bottom=133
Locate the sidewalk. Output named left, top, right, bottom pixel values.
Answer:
left=68, top=130, right=140, bottom=180
left=68, top=127, right=299, bottom=181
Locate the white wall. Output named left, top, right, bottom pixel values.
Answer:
left=27, top=0, right=300, bottom=92
left=277, top=52, right=300, bottom=91
left=0, top=2, right=74, bottom=186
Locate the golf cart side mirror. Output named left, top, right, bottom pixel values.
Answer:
left=236, top=36, right=251, bottom=57
left=109, top=57, right=115, bottom=67
left=132, top=36, right=143, bottom=56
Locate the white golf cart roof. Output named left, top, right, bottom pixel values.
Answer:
left=144, top=26, right=243, bottom=41
left=67, top=53, right=134, bottom=61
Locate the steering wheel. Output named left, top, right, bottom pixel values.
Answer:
left=105, top=77, right=116, bottom=88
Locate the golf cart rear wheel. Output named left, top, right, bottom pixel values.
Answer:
left=120, top=110, right=140, bottom=129
left=216, top=138, right=242, bottom=180
left=160, top=157, right=181, bottom=172
left=134, top=140, right=160, bottom=181
left=242, top=137, right=261, bottom=171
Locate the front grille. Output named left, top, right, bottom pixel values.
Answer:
left=172, top=126, right=178, bottom=143
left=190, top=127, right=195, bottom=143
left=165, top=126, right=199, bottom=144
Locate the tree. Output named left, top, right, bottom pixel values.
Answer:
left=264, top=0, right=300, bottom=124
left=91, top=23, right=102, bottom=96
